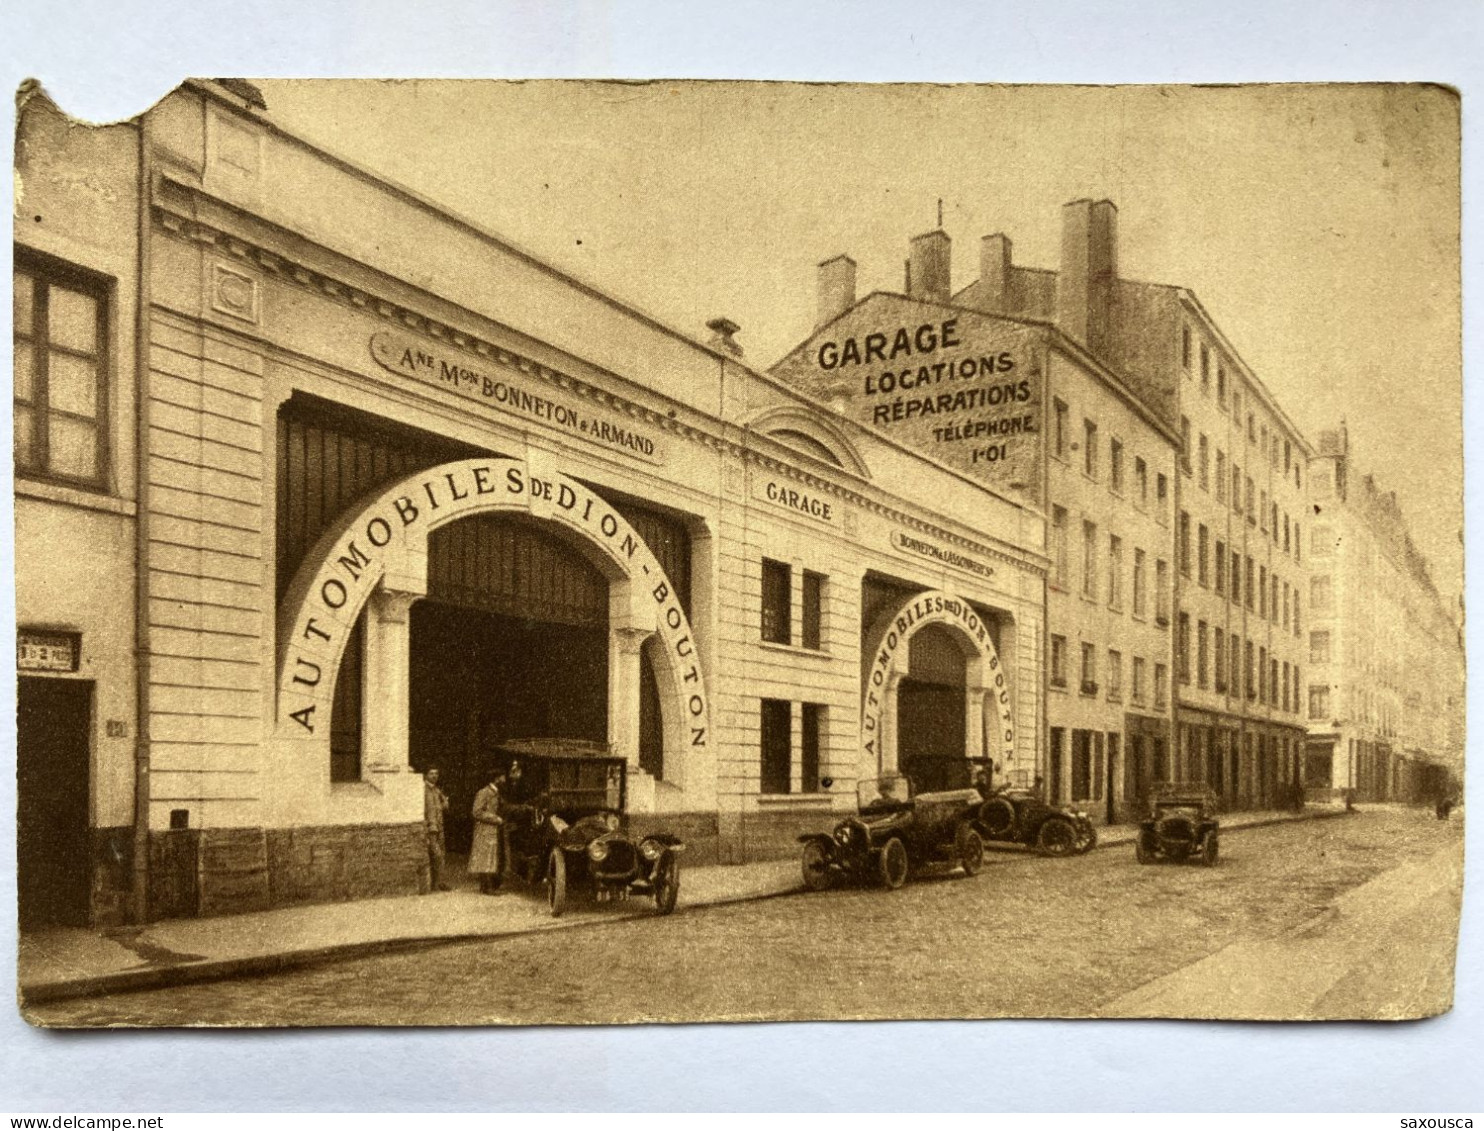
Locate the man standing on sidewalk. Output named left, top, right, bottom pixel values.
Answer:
left=424, top=767, right=451, bottom=892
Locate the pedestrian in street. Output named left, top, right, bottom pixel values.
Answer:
left=470, top=768, right=506, bottom=894
left=423, top=767, right=451, bottom=891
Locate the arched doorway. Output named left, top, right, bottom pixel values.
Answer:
left=896, top=623, right=969, bottom=764
left=860, top=588, right=1015, bottom=780
left=273, top=457, right=711, bottom=825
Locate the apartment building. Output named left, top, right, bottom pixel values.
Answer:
left=1305, top=425, right=1464, bottom=802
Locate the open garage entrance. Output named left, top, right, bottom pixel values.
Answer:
left=406, top=512, right=614, bottom=854
left=896, top=623, right=968, bottom=764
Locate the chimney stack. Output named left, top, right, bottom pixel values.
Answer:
left=706, top=317, right=743, bottom=358
left=816, top=255, right=857, bottom=329
left=1056, top=199, right=1118, bottom=357
left=979, top=233, right=1013, bottom=312
left=908, top=229, right=952, bottom=304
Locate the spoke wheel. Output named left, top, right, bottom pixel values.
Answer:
left=879, top=837, right=909, bottom=890
left=1135, top=837, right=1155, bottom=865
left=547, top=848, right=568, bottom=917
left=979, top=797, right=1016, bottom=840
left=1037, top=817, right=1077, bottom=857
left=653, top=853, right=680, bottom=914
left=955, top=822, right=984, bottom=877
left=801, top=841, right=834, bottom=891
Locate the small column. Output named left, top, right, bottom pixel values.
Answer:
left=966, top=687, right=987, bottom=760
left=361, top=586, right=421, bottom=774
left=607, top=625, right=654, bottom=770
left=881, top=670, right=904, bottom=773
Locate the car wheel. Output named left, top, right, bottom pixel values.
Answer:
left=1201, top=835, right=1219, bottom=867
left=1135, top=837, right=1155, bottom=865
left=801, top=840, right=834, bottom=891
left=978, top=797, right=1016, bottom=839
left=955, top=822, right=984, bottom=877
left=1076, top=823, right=1099, bottom=854
left=1037, top=817, right=1077, bottom=857
left=653, top=852, right=680, bottom=914
left=879, top=837, right=909, bottom=890
left=547, top=848, right=568, bottom=918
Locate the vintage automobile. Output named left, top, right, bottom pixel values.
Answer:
left=799, top=770, right=985, bottom=891
left=966, top=765, right=1098, bottom=857
left=1135, top=783, right=1220, bottom=866
left=495, top=739, right=684, bottom=916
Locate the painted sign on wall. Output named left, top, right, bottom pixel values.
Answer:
left=771, top=295, right=1043, bottom=497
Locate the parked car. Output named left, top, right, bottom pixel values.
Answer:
left=495, top=740, right=684, bottom=916
left=799, top=770, right=985, bottom=891
left=1135, top=783, right=1220, bottom=866
left=969, top=772, right=1098, bottom=856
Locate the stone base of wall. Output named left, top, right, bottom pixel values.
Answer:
left=739, top=807, right=839, bottom=864
left=147, top=823, right=427, bottom=920
left=627, top=812, right=721, bottom=868
left=89, top=826, right=134, bottom=929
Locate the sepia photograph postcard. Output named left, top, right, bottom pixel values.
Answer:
left=9, top=75, right=1466, bottom=1038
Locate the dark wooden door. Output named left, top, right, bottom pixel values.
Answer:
left=17, top=677, right=93, bottom=929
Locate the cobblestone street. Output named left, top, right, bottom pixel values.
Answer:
left=29, top=808, right=1461, bottom=1027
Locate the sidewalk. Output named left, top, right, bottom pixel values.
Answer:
left=18, top=803, right=1347, bottom=1006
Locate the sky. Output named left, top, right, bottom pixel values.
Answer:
left=256, top=80, right=1464, bottom=609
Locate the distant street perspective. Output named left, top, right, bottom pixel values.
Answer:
left=30, top=807, right=1461, bottom=1026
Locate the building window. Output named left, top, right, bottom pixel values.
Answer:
left=1197, top=620, right=1209, bottom=689
left=1215, top=540, right=1226, bottom=595
left=1271, top=572, right=1280, bottom=624
left=801, top=570, right=825, bottom=650
left=1294, top=522, right=1302, bottom=564
left=1270, top=657, right=1279, bottom=708
left=1231, top=549, right=1242, bottom=605
left=1246, top=556, right=1255, bottom=610
left=1080, top=642, right=1097, bottom=695
left=1285, top=439, right=1292, bottom=473
left=1050, top=635, right=1068, bottom=688
left=761, top=558, right=791, bottom=644
left=1132, top=547, right=1148, bottom=617
left=1108, top=533, right=1123, bottom=609
left=1271, top=502, right=1279, bottom=540
left=1259, top=490, right=1268, bottom=532
left=1214, top=631, right=1227, bottom=692
left=1245, top=640, right=1256, bottom=700
left=1215, top=450, right=1227, bottom=502
left=1136, top=456, right=1148, bottom=506
left=1182, top=325, right=1192, bottom=369
left=1259, top=565, right=1268, bottom=618
left=760, top=698, right=792, bottom=794
left=1199, top=434, right=1209, bottom=490
left=13, top=252, right=111, bottom=488
left=1282, top=661, right=1291, bottom=713
left=1154, top=663, right=1168, bottom=709
left=1248, top=412, right=1256, bottom=443
left=1200, top=343, right=1210, bottom=390
left=1110, top=438, right=1124, bottom=493
left=1284, top=513, right=1291, bottom=553
left=1230, top=632, right=1242, bottom=697
left=1155, top=558, right=1170, bottom=625
left=1294, top=593, right=1301, bottom=637
left=1197, top=524, right=1210, bottom=587
left=1053, top=399, right=1069, bottom=460
left=1282, top=581, right=1291, bottom=629
left=1177, top=612, right=1191, bottom=684
left=1084, top=419, right=1099, bottom=479
left=1108, top=650, right=1123, bottom=701
left=801, top=703, right=823, bottom=793
left=1156, top=472, right=1169, bottom=520
left=1132, top=657, right=1147, bottom=703
left=1312, top=524, right=1333, bottom=557
left=1051, top=506, right=1069, bottom=589
left=1311, top=574, right=1333, bottom=614
left=1217, top=365, right=1227, bottom=406
left=1082, top=520, right=1098, bottom=599
left=1180, top=416, right=1192, bottom=473
left=1245, top=476, right=1255, bottom=522
left=1178, top=511, right=1192, bottom=577
left=1258, top=646, right=1268, bottom=703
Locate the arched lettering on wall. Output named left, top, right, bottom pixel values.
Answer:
left=274, top=458, right=710, bottom=757
left=860, top=588, right=1014, bottom=770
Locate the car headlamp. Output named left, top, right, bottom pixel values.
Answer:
left=587, top=839, right=610, bottom=863
left=639, top=839, right=664, bottom=862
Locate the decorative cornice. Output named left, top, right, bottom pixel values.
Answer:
left=151, top=189, right=1047, bottom=583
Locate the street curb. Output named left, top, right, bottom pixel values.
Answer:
left=19, top=879, right=808, bottom=1009
left=20, top=808, right=1352, bottom=1010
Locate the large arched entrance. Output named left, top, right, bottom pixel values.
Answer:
left=272, top=457, right=711, bottom=825
left=860, top=588, right=1015, bottom=780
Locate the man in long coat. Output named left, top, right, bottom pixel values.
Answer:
left=423, top=767, right=451, bottom=891
left=470, top=770, right=505, bottom=894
